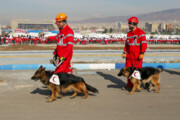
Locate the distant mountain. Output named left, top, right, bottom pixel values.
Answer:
left=138, top=8, right=180, bottom=21
left=71, top=8, right=180, bottom=23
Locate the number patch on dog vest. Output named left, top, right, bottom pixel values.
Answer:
left=132, top=70, right=141, bottom=80
left=50, top=74, right=60, bottom=85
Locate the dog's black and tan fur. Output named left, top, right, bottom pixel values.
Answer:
left=31, top=65, right=98, bottom=102
left=118, top=67, right=163, bottom=95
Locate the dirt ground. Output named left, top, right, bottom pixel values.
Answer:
left=0, top=44, right=180, bottom=51
left=0, top=69, right=180, bottom=120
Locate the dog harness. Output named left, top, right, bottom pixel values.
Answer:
left=131, top=70, right=141, bottom=80
left=49, top=74, right=60, bottom=85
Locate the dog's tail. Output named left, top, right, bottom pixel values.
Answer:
left=157, top=68, right=163, bottom=72
left=85, top=83, right=99, bottom=93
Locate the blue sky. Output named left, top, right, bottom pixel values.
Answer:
left=0, top=0, right=179, bottom=25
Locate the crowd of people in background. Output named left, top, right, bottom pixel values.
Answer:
left=0, top=35, right=48, bottom=45
left=0, top=34, right=180, bottom=45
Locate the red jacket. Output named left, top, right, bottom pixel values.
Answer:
left=124, top=27, right=147, bottom=59
left=49, top=25, right=74, bottom=74
left=49, top=25, right=74, bottom=59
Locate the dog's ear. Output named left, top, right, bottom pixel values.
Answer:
left=42, top=67, right=46, bottom=71
left=40, top=68, right=45, bottom=74
left=39, top=65, right=43, bottom=69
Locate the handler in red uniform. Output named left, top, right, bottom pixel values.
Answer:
left=122, top=16, right=147, bottom=89
left=49, top=13, right=74, bottom=74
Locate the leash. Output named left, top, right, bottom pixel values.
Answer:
left=125, top=57, right=142, bottom=70
left=56, top=60, right=63, bottom=68
left=51, top=57, right=63, bottom=68
left=134, top=59, right=142, bottom=69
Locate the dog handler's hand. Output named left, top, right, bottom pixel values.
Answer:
left=53, top=54, right=58, bottom=60
left=139, top=53, right=144, bottom=59
left=60, top=56, right=65, bottom=62
left=121, top=53, right=126, bottom=59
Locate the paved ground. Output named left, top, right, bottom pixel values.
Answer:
left=0, top=69, right=180, bottom=120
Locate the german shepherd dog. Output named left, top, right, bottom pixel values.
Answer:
left=31, top=66, right=98, bottom=102
left=118, top=67, right=163, bottom=95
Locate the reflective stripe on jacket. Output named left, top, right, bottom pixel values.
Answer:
left=49, top=25, right=74, bottom=59
left=124, top=27, right=147, bottom=59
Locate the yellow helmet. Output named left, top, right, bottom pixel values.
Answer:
left=55, top=13, right=67, bottom=22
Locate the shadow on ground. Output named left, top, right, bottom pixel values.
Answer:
left=164, top=69, right=180, bottom=75
left=30, top=86, right=96, bottom=99
left=96, top=72, right=126, bottom=89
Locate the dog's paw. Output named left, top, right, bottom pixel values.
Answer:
left=137, top=88, right=142, bottom=91
left=128, top=92, right=133, bottom=95
left=155, top=91, right=159, bottom=93
left=46, top=99, right=54, bottom=103
left=56, top=94, right=62, bottom=98
left=46, top=100, right=52, bottom=103
left=70, top=96, right=76, bottom=99
left=82, top=96, right=88, bottom=99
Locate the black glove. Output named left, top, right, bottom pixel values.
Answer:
left=53, top=54, right=58, bottom=60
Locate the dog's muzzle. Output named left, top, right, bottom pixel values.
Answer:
left=117, top=72, right=123, bottom=76
left=31, top=76, right=39, bottom=81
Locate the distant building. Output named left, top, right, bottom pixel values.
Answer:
left=151, top=23, right=158, bottom=33
left=11, top=20, right=57, bottom=30
left=145, top=22, right=158, bottom=33
left=145, top=22, right=152, bottom=32
left=116, top=21, right=122, bottom=28
left=158, top=22, right=166, bottom=32
left=120, top=24, right=128, bottom=32
left=167, top=24, right=173, bottom=31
